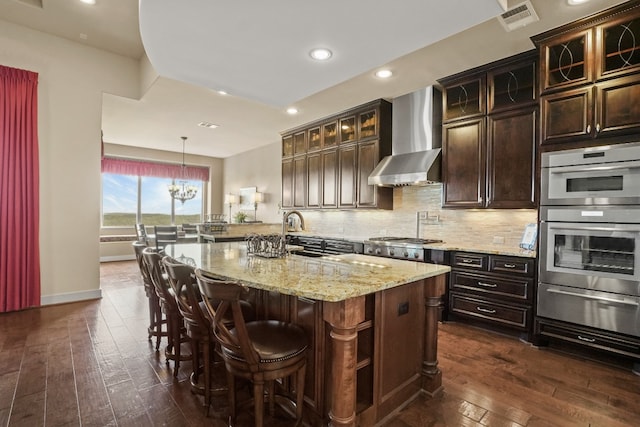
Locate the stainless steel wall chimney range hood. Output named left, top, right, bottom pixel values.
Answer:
left=368, top=86, right=442, bottom=187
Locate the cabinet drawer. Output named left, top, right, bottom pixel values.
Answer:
left=536, top=318, right=640, bottom=358
left=489, top=256, right=534, bottom=277
left=451, top=253, right=488, bottom=270
left=450, top=294, right=529, bottom=329
left=450, top=271, right=532, bottom=301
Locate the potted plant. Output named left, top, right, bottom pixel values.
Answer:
left=233, top=212, right=248, bottom=223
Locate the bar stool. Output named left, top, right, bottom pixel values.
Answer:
left=142, top=247, right=191, bottom=376
left=132, top=241, right=166, bottom=350
left=162, top=255, right=220, bottom=413
left=195, top=269, right=308, bottom=427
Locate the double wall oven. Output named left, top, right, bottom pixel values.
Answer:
left=538, top=142, right=640, bottom=346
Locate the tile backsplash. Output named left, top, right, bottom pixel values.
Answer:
left=301, top=184, right=537, bottom=249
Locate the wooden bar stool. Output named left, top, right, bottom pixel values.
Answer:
left=142, top=248, right=191, bottom=376
left=132, top=241, right=166, bottom=350
left=195, top=269, right=308, bottom=427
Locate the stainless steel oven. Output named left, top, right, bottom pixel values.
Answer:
left=541, top=141, right=640, bottom=206
left=538, top=142, right=640, bottom=340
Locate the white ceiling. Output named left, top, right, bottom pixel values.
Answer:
left=0, top=0, right=629, bottom=159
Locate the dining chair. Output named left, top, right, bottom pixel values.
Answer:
left=135, top=223, right=148, bottom=244
left=154, top=225, right=178, bottom=251
left=195, top=269, right=308, bottom=427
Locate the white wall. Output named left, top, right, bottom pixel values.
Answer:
left=1, top=19, right=140, bottom=305
left=223, top=141, right=282, bottom=223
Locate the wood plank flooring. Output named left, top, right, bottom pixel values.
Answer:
left=0, top=260, right=638, bottom=426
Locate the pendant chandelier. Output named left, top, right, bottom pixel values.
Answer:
left=168, top=136, right=198, bottom=204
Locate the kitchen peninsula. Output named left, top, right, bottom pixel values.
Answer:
left=165, top=242, right=450, bottom=426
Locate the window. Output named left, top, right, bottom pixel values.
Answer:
left=102, top=174, right=204, bottom=227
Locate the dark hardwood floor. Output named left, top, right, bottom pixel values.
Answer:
left=0, top=260, right=639, bottom=426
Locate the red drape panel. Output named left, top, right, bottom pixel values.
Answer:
left=0, top=65, right=41, bottom=312
left=101, top=156, right=210, bottom=181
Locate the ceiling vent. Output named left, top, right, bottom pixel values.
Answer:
left=497, top=1, right=539, bottom=32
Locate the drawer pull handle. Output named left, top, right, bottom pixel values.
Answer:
left=503, top=263, right=516, bottom=268
left=476, top=306, right=496, bottom=314
left=478, top=282, right=498, bottom=288
left=462, top=259, right=474, bottom=263
left=577, top=335, right=596, bottom=343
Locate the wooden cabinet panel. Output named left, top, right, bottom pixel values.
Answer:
left=488, top=60, right=537, bottom=113
left=541, top=86, right=593, bottom=144
left=358, top=108, right=378, bottom=140
left=307, top=153, right=321, bottom=208
left=282, top=135, right=294, bottom=157
left=597, top=74, right=640, bottom=137
left=442, top=118, right=485, bottom=208
left=293, top=156, right=306, bottom=208
left=339, top=116, right=356, bottom=144
left=321, top=149, right=337, bottom=208
left=338, top=144, right=357, bottom=208
left=596, top=8, right=640, bottom=80
left=308, top=126, right=322, bottom=152
left=450, top=271, right=532, bottom=301
left=356, top=141, right=378, bottom=208
left=293, top=131, right=306, bottom=155
left=323, top=121, right=338, bottom=148
left=450, top=294, right=529, bottom=330
left=281, top=158, right=293, bottom=208
left=487, top=107, right=537, bottom=208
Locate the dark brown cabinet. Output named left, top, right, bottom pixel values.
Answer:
left=533, top=1, right=640, bottom=146
left=449, top=251, right=536, bottom=339
left=281, top=99, right=392, bottom=210
left=440, top=50, right=537, bottom=209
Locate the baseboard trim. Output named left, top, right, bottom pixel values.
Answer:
left=41, top=289, right=102, bottom=306
left=100, top=254, right=136, bottom=262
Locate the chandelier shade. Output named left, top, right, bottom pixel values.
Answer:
left=168, top=136, right=199, bottom=204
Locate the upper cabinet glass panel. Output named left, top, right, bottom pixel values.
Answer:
left=308, top=127, right=321, bottom=151
left=340, top=116, right=356, bottom=143
left=282, top=135, right=293, bottom=157
left=541, top=29, right=592, bottom=92
left=293, top=131, right=306, bottom=155
left=489, top=61, right=536, bottom=113
left=443, top=76, right=485, bottom=121
left=598, top=12, right=640, bottom=79
left=323, top=121, right=338, bottom=148
left=358, top=109, right=378, bottom=140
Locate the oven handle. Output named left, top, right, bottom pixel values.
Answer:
left=546, top=288, right=639, bottom=306
left=549, top=160, right=640, bottom=174
left=547, top=224, right=640, bottom=233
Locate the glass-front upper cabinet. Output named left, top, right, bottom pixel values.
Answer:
left=339, top=116, right=356, bottom=143
left=539, top=29, right=593, bottom=93
left=443, top=75, right=485, bottom=122
left=323, top=121, right=338, bottom=148
left=282, top=135, right=293, bottom=157
left=358, top=108, right=378, bottom=140
left=293, top=131, right=306, bottom=155
left=308, top=126, right=321, bottom=151
left=597, top=10, right=640, bottom=80
left=488, top=59, right=537, bottom=113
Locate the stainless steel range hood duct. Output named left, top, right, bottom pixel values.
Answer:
left=368, top=86, right=442, bottom=187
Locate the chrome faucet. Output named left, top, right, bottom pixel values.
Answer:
left=282, top=210, right=305, bottom=235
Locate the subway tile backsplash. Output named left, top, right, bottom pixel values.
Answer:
left=301, top=184, right=537, bottom=249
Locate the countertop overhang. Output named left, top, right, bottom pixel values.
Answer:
left=164, top=242, right=450, bottom=302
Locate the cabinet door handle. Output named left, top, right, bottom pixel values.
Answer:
left=503, top=263, right=516, bottom=268
left=477, top=282, right=498, bottom=288
left=462, top=259, right=473, bottom=263
left=586, top=124, right=591, bottom=133
left=577, top=335, right=596, bottom=343
left=476, top=306, right=496, bottom=314
left=595, top=123, right=601, bottom=133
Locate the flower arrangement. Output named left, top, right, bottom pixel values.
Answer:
left=233, top=212, right=248, bottom=223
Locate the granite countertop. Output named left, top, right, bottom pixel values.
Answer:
left=164, top=242, right=450, bottom=302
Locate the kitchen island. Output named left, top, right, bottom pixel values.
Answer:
left=165, top=242, right=450, bottom=426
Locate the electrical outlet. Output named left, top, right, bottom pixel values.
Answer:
left=398, top=302, right=409, bottom=316
left=419, top=211, right=428, bottom=220
left=493, top=236, right=505, bottom=244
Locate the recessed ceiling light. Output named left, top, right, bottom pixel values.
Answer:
left=567, top=0, right=590, bottom=5
left=309, top=48, right=332, bottom=61
left=79, top=33, right=88, bottom=40
left=198, top=121, right=219, bottom=129
left=80, top=0, right=96, bottom=5
left=286, top=107, right=298, bottom=115
left=218, top=90, right=227, bottom=95
left=375, top=69, right=393, bottom=79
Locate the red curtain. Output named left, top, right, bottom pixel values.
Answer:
left=0, top=65, right=40, bottom=312
left=101, top=156, right=210, bottom=181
